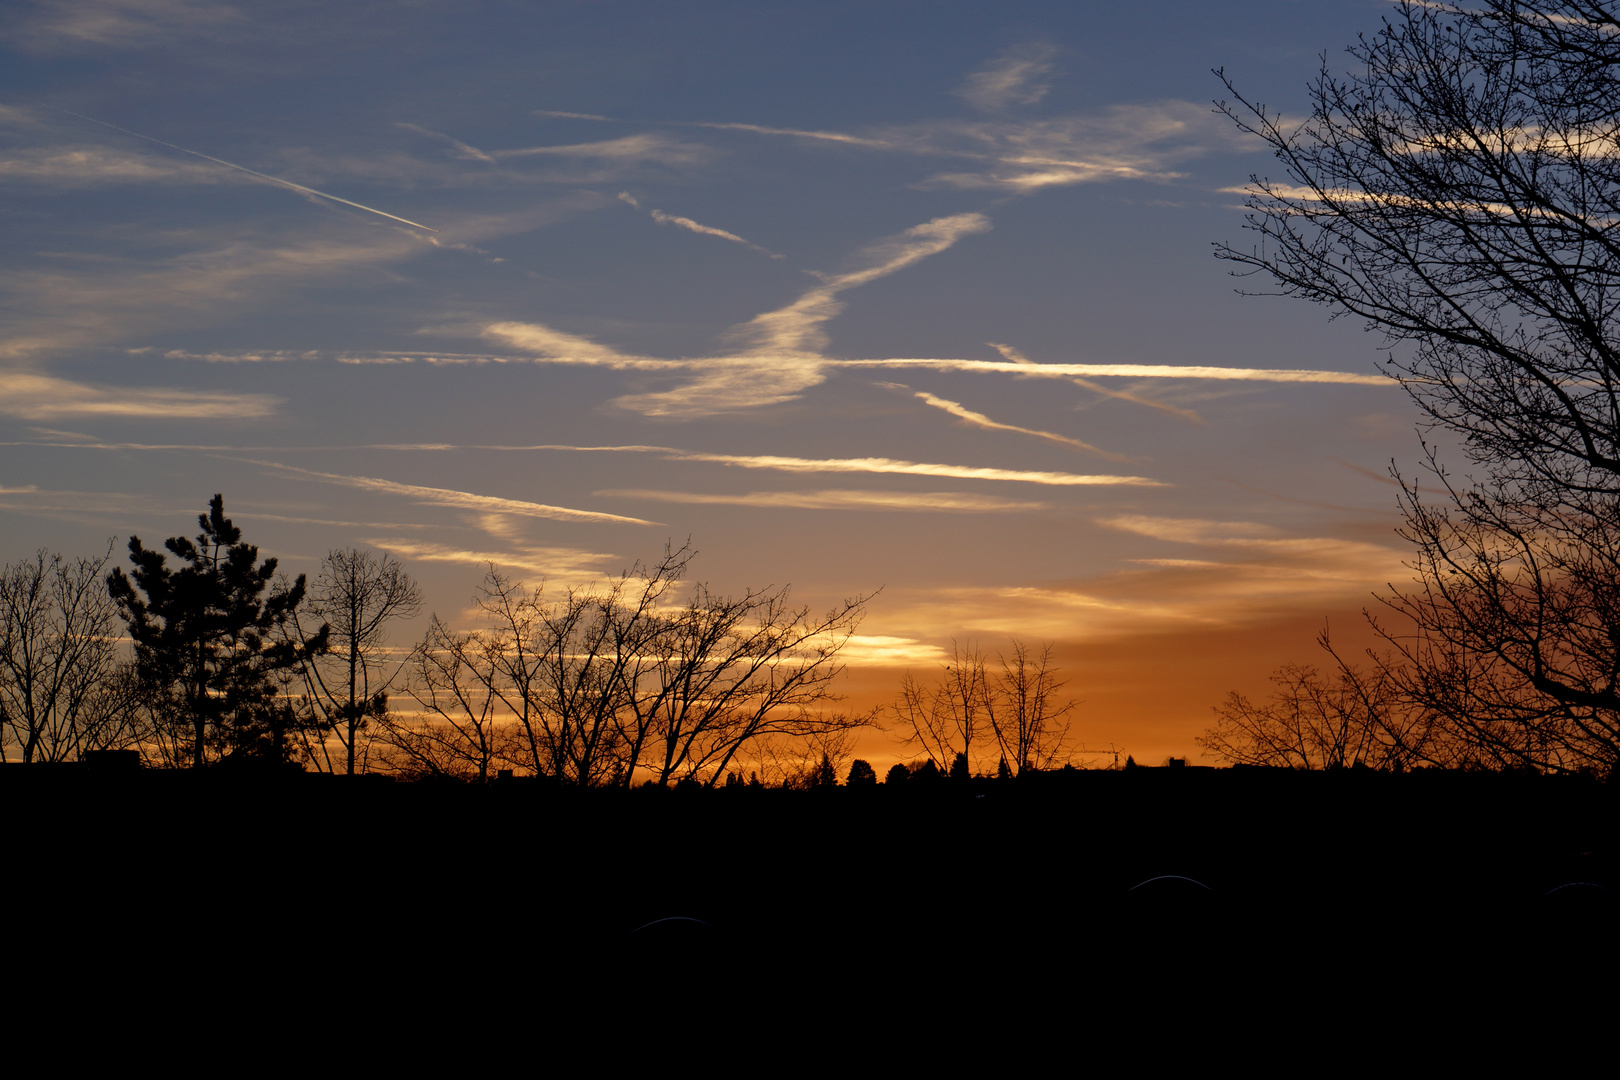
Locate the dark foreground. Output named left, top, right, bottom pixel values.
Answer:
left=9, top=765, right=1615, bottom=1054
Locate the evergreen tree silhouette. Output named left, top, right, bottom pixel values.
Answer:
left=108, top=495, right=328, bottom=767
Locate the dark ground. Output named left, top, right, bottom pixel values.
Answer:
left=8, top=765, right=1615, bottom=1053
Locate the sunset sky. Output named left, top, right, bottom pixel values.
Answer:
left=0, top=1, right=1439, bottom=768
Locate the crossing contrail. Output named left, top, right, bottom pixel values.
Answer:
left=37, top=103, right=438, bottom=232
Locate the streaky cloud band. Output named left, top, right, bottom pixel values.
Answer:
left=595, top=488, right=1053, bottom=511
left=38, top=103, right=439, bottom=232
left=239, top=460, right=662, bottom=526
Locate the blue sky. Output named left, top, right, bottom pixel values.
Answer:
left=0, top=1, right=1435, bottom=763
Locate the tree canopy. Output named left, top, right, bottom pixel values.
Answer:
left=1216, top=1, right=1620, bottom=773
left=107, top=495, right=328, bottom=768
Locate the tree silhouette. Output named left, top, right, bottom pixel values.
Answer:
left=1216, top=1, right=1620, bottom=772
left=0, top=547, right=128, bottom=763
left=987, top=641, right=1077, bottom=775
left=290, top=549, right=421, bottom=775
left=890, top=641, right=992, bottom=776
left=107, top=495, right=328, bottom=768
left=376, top=544, right=873, bottom=785
left=846, top=759, right=877, bottom=787
left=1197, top=632, right=1444, bottom=770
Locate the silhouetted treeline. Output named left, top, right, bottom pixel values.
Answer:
left=2, top=496, right=880, bottom=786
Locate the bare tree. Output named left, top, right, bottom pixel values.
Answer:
left=616, top=576, right=874, bottom=787
left=1198, top=631, right=1448, bottom=771
left=377, top=615, right=512, bottom=782
left=889, top=641, right=993, bottom=777
left=0, top=548, right=126, bottom=763
left=987, top=641, right=1077, bottom=775
left=1216, top=1, right=1620, bottom=771
left=473, top=545, right=690, bottom=787
left=373, top=544, right=873, bottom=786
left=290, top=549, right=421, bottom=775
left=1374, top=463, right=1620, bottom=773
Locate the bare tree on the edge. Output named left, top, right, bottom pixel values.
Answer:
left=0, top=548, right=130, bottom=763
left=1216, top=1, right=1620, bottom=772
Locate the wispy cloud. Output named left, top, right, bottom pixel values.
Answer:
left=899, top=387, right=1126, bottom=459
left=395, top=122, right=498, bottom=163
left=649, top=209, right=783, bottom=258
left=832, top=357, right=1387, bottom=384
left=245, top=461, right=662, bottom=526
left=42, top=106, right=437, bottom=230
left=878, top=517, right=1409, bottom=643
left=669, top=451, right=1160, bottom=487
left=617, top=191, right=781, bottom=257
left=839, top=635, right=950, bottom=665
left=534, top=94, right=1247, bottom=195
left=594, top=488, right=1052, bottom=512
left=0, top=146, right=234, bottom=185
left=485, top=212, right=993, bottom=416
left=493, top=133, right=707, bottom=166
left=358, top=539, right=623, bottom=582
left=955, top=42, right=1058, bottom=112
left=2, top=437, right=1161, bottom=488
left=0, top=196, right=597, bottom=364
left=730, top=212, right=990, bottom=353
left=202, top=339, right=1386, bottom=387
left=10, top=0, right=244, bottom=53
left=685, top=121, right=891, bottom=147
left=155, top=348, right=316, bottom=363
left=0, top=370, right=278, bottom=419
left=987, top=342, right=1205, bottom=423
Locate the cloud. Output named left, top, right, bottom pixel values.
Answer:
left=902, top=388, right=1126, bottom=459
left=648, top=209, right=783, bottom=258
left=395, top=123, right=498, bottom=164
left=212, top=339, right=1385, bottom=388
left=668, top=451, right=1160, bottom=487
left=9, top=0, right=244, bottom=52
left=838, top=635, right=950, bottom=665
left=955, top=43, right=1059, bottom=112
left=0, top=195, right=598, bottom=364
left=492, top=134, right=708, bottom=166
left=987, top=342, right=1205, bottom=423
left=158, top=348, right=315, bottom=363
left=244, top=461, right=663, bottom=526
left=833, top=356, right=1388, bottom=384
left=43, top=107, right=437, bottom=231
left=0, top=370, right=278, bottom=419
left=358, top=538, right=622, bottom=582
left=3, top=437, right=1159, bottom=489
left=534, top=110, right=617, bottom=122
left=0, top=146, right=234, bottom=185
left=481, top=322, right=676, bottom=369
left=877, top=516, right=1410, bottom=643
left=0, top=104, right=44, bottom=128
left=685, top=121, right=891, bottom=148
left=733, top=213, right=991, bottom=354
left=593, top=489, right=1052, bottom=512
left=487, top=212, right=992, bottom=417
left=534, top=100, right=1241, bottom=196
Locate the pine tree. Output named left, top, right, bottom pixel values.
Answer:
left=108, top=495, right=328, bottom=768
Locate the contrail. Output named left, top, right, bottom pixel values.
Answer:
left=38, top=103, right=438, bottom=232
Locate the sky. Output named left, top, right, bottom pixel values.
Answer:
left=0, top=0, right=1440, bottom=769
